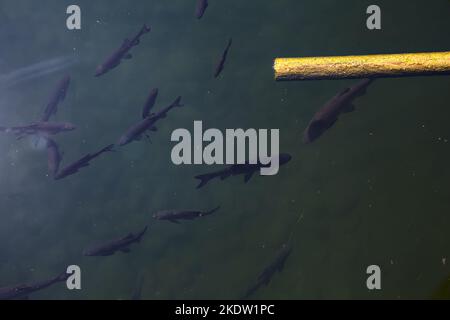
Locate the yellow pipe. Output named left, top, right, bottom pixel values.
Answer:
left=274, top=51, right=450, bottom=81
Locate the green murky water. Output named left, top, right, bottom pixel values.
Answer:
left=0, top=0, right=450, bottom=299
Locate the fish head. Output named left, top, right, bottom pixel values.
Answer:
left=117, top=135, right=129, bottom=146
left=152, top=212, right=161, bottom=220
left=82, top=245, right=103, bottom=256
left=153, top=211, right=170, bottom=220
left=95, top=65, right=107, bottom=77
left=279, top=153, right=292, bottom=165
left=82, top=248, right=95, bottom=256
left=302, top=119, right=329, bottom=144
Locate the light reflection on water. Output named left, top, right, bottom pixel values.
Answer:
left=0, top=0, right=449, bottom=300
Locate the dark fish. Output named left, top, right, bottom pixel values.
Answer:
left=214, top=38, right=232, bottom=78
left=142, top=88, right=158, bottom=119
left=41, top=75, right=71, bottom=122
left=241, top=244, right=292, bottom=299
left=0, top=121, right=76, bottom=139
left=54, top=144, right=114, bottom=180
left=46, top=138, right=62, bottom=178
left=83, top=226, right=148, bottom=257
left=195, top=0, right=209, bottom=19
left=195, top=153, right=292, bottom=189
left=117, top=96, right=183, bottom=146
left=0, top=271, right=69, bottom=300
left=152, top=206, right=220, bottom=224
left=95, top=24, right=151, bottom=77
left=131, top=274, right=145, bottom=300
left=303, top=79, right=374, bottom=144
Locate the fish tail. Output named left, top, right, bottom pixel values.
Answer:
left=194, top=173, right=214, bottom=189
left=227, top=38, right=233, bottom=48
left=204, top=205, right=221, bottom=216
left=45, top=137, right=55, bottom=147
left=137, top=225, right=148, bottom=242
left=173, top=96, right=183, bottom=107
left=55, top=270, right=70, bottom=282
left=356, top=78, right=375, bottom=96
left=240, top=283, right=260, bottom=300
left=142, top=24, right=151, bottom=33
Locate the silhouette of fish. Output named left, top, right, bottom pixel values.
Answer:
left=95, top=25, right=151, bottom=77
left=303, top=79, right=374, bottom=144
left=142, top=88, right=158, bottom=119
left=214, top=38, right=232, bottom=78
left=194, top=153, right=292, bottom=189
left=41, top=75, right=71, bottom=122
left=152, top=206, right=220, bottom=224
left=0, top=121, right=76, bottom=139
left=131, top=274, right=145, bottom=300
left=241, top=244, right=292, bottom=299
left=83, top=226, right=148, bottom=257
left=195, top=0, right=209, bottom=19
left=0, top=271, right=69, bottom=300
left=54, top=144, right=114, bottom=180
left=117, top=96, right=183, bottom=146
left=45, top=138, right=62, bottom=178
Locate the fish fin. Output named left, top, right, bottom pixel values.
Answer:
left=195, top=174, right=214, bottom=189
left=124, top=54, right=133, bottom=60
left=244, top=171, right=255, bottom=183
left=121, top=248, right=131, bottom=253
left=102, top=144, right=115, bottom=153
left=337, top=87, right=351, bottom=97
left=341, top=104, right=355, bottom=114
left=169, top=219, right=180, bottom=224
left=124, top=233, right=134, bottom=240
left=110, top=60, right=121, bottom=69
left=326, top=118, right=338, bottom=129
